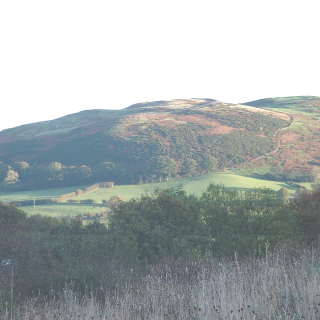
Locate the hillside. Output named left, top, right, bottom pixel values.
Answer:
left=243, top=96, right=320, bottom=176
left=0, top=99, right=291, bottom=189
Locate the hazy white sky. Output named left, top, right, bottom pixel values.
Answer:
left=0, top=0, right=319, bottom=131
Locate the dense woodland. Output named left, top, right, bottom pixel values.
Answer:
left=0, top=156, right=315, bottom=193
left=31, top=117, right=285, bottom=170
left=1, top=184, right=319, bottom=307
left=0, top=156, right=213, bottom=191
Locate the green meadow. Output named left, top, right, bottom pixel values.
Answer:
left=22, top=203, right=109, bottom=218
left=0, top=185, right=88, bottom=202
left=0, top=171, right=310, bottom=218
left=75, top=171, right=301, bottom=202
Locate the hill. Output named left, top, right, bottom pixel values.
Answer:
left=0, top=98, right=291, bottom=190
left=243, top=96, right=320, bottom=179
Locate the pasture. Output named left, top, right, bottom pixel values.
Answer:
left=21, top=203, right=109, bottom=219
left=0, top=171, right=308, bottom=218
left=0, top=185, right=88, bottom=202
left=75, top=171, right=299, bottom=203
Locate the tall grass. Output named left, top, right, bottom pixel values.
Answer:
left=5, top=244, right=320, bottom=319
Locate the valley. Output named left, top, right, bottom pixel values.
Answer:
left=0, top=170, right=311, bottom=219
left=0, top=96, right=318, bottom=221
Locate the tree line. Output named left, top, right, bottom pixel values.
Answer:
left=1, top=157, right=316, bottom=193
left=0, top=153, right=218, bottom=191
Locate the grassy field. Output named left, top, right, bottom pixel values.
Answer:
left=22, top=203, right=109, bottom=219
left=265, top=105, right=313, bottom=116
left=0, top=185, right=88, bottom=202
left=75, top=171, right=300, bottom=203
left=0, top=171, right=309, bottom=218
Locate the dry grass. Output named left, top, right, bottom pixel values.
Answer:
left=5, top=245, right=320, bottom=320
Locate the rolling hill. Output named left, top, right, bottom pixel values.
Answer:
left=0, top=99, right=290, bottom=177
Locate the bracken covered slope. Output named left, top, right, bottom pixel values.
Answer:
left=244, top=96, right=320, bottom=172
left=0, top=99, right=290, bottom=172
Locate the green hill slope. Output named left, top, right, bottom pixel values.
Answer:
left=0, top=98, right=291, bottom=190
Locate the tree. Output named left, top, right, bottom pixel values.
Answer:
left=310, top=167, right=320, bottom=189
left=284, top=170, right=300, bottom=181
left=63, top=165, right=92, bottom=185
left=1, top=169, right=20, bottom=191
left=48, top=162, right=63, bottom=181
left=0, top=202, right=27, bottom=222
left=12, top=161, right=29, bottom=172
left=12, top=161, right=30, bottom=182
left=107, top=195, right=125, bottom=206
left=49, top=161, right=63, bottom=171
left=24, top=165, right=51, bottom=188
left=92, top=162, right=125, bottom=184
left=0, top=162, right=9, bottom=181
left=269, top=165, right=283, bottom=180
left=108, top=188, right=209, bottom=262
left=290, top=188, right=320, bottom=239
left=310, top=166, right=320, bottom=183
left=182, top=158, right=198, bottom=176
left=277, top=187, right=290, bottom=204
left=200, top=184, right=297, bottom=255
left=150, top=156, right=178, bottom=182
left=201, top=155, right=218, bottom=172
left=295, top=187, right=307, bottom=197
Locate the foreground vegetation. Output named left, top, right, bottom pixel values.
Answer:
left=1, top=184, right=320, bottom=316
left=7, top=246, right=320, bottom=320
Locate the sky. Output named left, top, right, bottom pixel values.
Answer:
left=0, top=0, right=319, bottom=131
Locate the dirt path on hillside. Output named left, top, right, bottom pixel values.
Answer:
left=253, top=114, right=295, bottom=162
